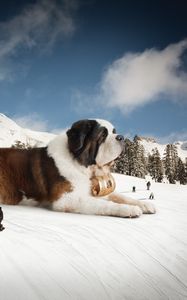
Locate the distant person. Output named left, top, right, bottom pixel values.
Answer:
left=132, top=186, right=136, bottom=192
left=149, top=192, right=154, bottom=200
left=146, top=181, right=151, bottom=190
left=0, top=207, right=5, bottom=231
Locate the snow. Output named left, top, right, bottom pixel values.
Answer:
left=1, top=174, right=187, bottom=300
left=140, top=137, right=187, bottom=162
left=0, top=113, right=187, bottom=298
left=0, top=113, right=55, bottom=147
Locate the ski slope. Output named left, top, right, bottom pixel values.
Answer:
left=1, top=174, right=187, bottom=300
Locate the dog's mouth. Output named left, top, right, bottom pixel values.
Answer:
left=103, top=160, right=115, bottom=167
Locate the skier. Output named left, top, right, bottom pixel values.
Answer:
left=149, top=192, right=154, bottom=200
left=146, top=181, right=151, bottom=190
left=132, top=186, right=136, bottom=192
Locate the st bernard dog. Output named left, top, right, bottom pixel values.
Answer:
left=0, top=119, right=156, bottom=218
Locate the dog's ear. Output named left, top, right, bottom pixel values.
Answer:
left=67, top=120, right=103, bottom=167
left=67, top=120, right=98, bottom=154
left=66, top=128, right=86, bottom=152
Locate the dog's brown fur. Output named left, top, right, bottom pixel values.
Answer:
left=0, top=148, right=72, bottom=205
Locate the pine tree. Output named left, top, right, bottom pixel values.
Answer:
left=176, top=158, right=186, bottom=184
left=148, top=148, right=163, bottom=182
left=112, top=152, right=125, bottom=174
left=131, top=136, right=147, bottom=178
left=113, top=138, right=133, bottom=175
left=163, top=144, right=179, bottom=184
left=185, top=158, right=187, bottom=184
left=113, top=135, right=147, bottom=178
left=12, top=140, right=33, bottom=149
left=147, top=153, right=154, bottom=175
left=125, top=138, right=134, bottom=175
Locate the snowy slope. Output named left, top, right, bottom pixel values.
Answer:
left=140, top=137, right=187, bottom=161
left=0, top=113, right=55, bottom=147
left=1, top=174, right=187, bottom=300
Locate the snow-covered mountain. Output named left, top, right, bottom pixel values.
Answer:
left=0, top=113, right=187, bottom=162
left=139, top=136, right=187, bottom=161
left=0, top=113, right=55, bottom=147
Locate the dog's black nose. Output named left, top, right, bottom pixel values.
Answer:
left=116, top=135, right=124, bottom=141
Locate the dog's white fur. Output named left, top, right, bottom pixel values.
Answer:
left=47, top=120, right=156, bottom=218
left=47, top=134, right=142, bottom=217
left=95, top=119, right=123, bottom=166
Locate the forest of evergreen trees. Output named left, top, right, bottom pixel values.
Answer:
left=113, top=136, right=187, bottom=185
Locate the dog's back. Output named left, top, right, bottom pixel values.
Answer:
left=0, top=147, right=71, bottom=205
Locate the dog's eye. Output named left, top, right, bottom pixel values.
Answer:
left=112, top=128, right=116, bottom=134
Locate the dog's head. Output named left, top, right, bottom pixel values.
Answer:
left=66, top=119, right=124, bottom=167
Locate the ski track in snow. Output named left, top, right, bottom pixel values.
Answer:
left=1, top=174, right=187, bottom=300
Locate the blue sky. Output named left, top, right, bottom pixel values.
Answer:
left=0, top=0, right=187, bottom=142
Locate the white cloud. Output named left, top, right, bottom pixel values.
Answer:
left=158, top=130, right=187, bottom=144
left=13, top=113, right=49, bottom=132
left=0, top=0, right=78, bottom=80
left=13, top=113, right=67, bottom=133
left=51, top=128, right=67, bottom=135
left=0, top=59, right=12, bottom=81
left=100, top=39, right=187, bottom=113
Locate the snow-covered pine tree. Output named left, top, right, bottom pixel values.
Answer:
left=185, top=158, right=187, bottom=184
left=148, top=148, right=163, bottom=182
left=131, top=135, right=147, bottom=178
left=148, top=153, right=154, bottom=175
left=156, top=154, right=164, bottom=183
left=12, top=140, right=32, bottom=149
left=112, top=152, right=125, bottom=174
left=125, top=138, right=135, bottom=175
left=112, top=138, right=133, bottom=174
left=172, top=144, right=179, bottom=175
left=163, top=144, right=179, bottom=184
left=176, top=158, right=186, bottom=185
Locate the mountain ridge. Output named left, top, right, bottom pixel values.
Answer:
left=0, top=113, right=186, bottom=161
left=0, top=113, right=55, bottom=147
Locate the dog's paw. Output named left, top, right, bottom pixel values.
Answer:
left=138, top=200, right=156, bottom=214
left=120, top=205, right=143, bottom=218
left=130, top=205, right=143, bottom=218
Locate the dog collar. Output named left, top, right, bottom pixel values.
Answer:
left=91, top=174, right=116, bottom=197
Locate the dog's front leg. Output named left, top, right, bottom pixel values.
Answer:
left=52, top=192, right=142, bottom=218
left=107, top=193, right=156, bottom=214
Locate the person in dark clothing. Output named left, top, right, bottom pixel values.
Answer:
left=0, top=207, right=5, bottom=231
left=146, top=181, right=151, bottom=190
left=149, top=192, right=154, bottom=200
left=132, top=186, right=136, bottom=192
